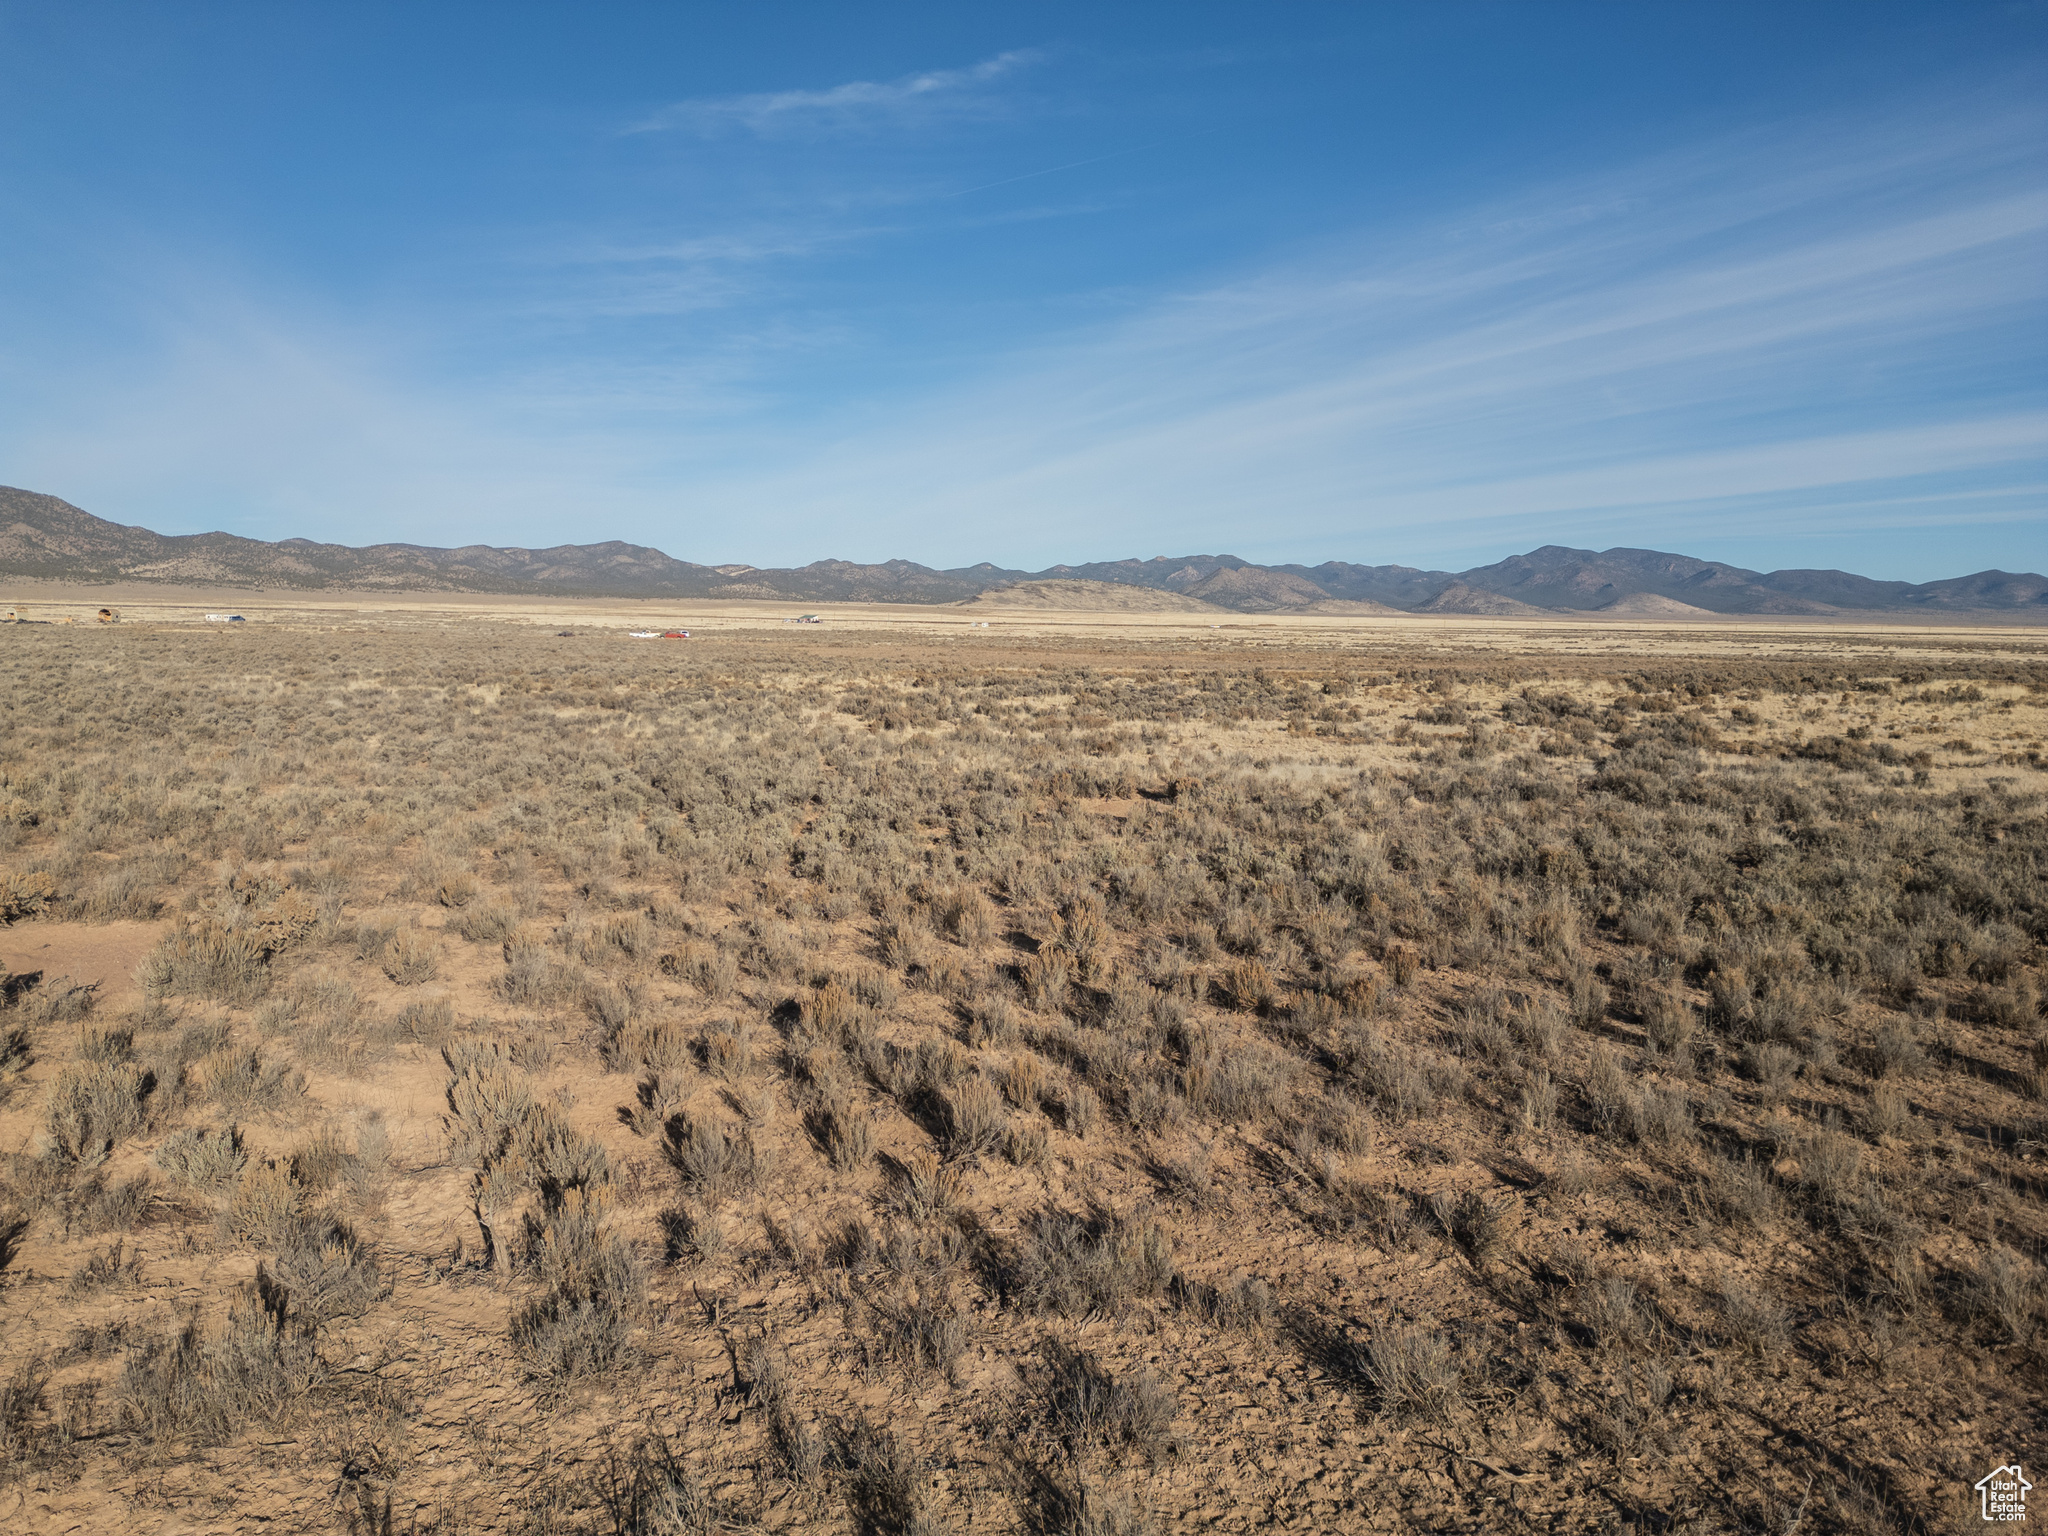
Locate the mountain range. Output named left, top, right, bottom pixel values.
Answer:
left=3, top=484, right=2043, bottom=616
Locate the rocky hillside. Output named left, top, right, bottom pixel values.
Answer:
left=4, top=485, right=2042, bottom=614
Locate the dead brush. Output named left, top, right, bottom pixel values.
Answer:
left=935, top=885, right=996, bottom=947
left=1716, top=1273, right=1791, bottom=1358
left=1175, top=1271, right=1277, bottom=1333
left=701, top=1019, right=755, bottom=1083
left=1361, top=1324, right=1462, bottom=1421
left=835, top=1415, right=934, bottom=1536
left=152, top=1125, right=247, bottom=1189
left=1040, top=1340, right=1179, bottom=1465
left=596, top=1432, right=722, bottom=1536
left=1002, top=1051, right=1047, bottom=1109
left=1217, top=957, right=1273, bottom=1014
left=1013, top=1208, right=1175, bottom=1316
left=1061, top=1083, right=1101, bottom=1138
left=43, top=1059, right=151, bottom=1167
left=664, top=1113, right=764, bottom=1202
left=943, top=1076, right=1008, bottom=1162
left=882, top=1150, right=965, bottom=1226
left=806, top=1093, right=875, bottom=1171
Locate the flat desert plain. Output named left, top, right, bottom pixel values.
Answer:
left=0, top=587, right=2043, bottom=1535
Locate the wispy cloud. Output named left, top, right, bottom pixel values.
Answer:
left=633, top=50, right=1042, bottom=137
left=4, top=80, right=2038, bottom=578
left=680, top=98, right=2047, bottom=570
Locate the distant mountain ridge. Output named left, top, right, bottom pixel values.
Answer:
left=3, top=485, right=2042, bottom=615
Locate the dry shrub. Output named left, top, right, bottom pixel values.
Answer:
left=1015, top=1208, right=1175, bottom=1316
left=703, top=1020, right=754, bottom=1083
left=808, top=1094, right=875, bottom=1171
left=1042, top=1340, right=1178, bottom=1464
left=882, top=1150, right=965, bottom=1225
left=944, top=1076, right=1008, bottom=1162
left=836, top=1416, right=933, bottom=1536
left=116, top=1287, right=322, bottom=1446
left=597, top=1434, right=721, bottom=1536
left=1003, top=1052, right=1047, bottom=1109
left=44, top=1060, right=150, bottom=1167
left=1063, top=1084, right=1101, bottom=1138
left=1363, top=1324, right=1461, bottom=1420
left=153, top=1125, right=247, bottom=1189
left=1717, top=1274, right=1790, bottom=1358
left=0, top=869, right=56, bottom=923
left=664, top=1113, right=763, bottom=1202
left=1217, top=958, right=1273, bottom=1014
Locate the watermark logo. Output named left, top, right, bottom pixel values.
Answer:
left=1977, top=1464, right=2031, bottom=1523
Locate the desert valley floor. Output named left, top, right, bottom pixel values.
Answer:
left=0, top=589, right=2043, bottom=1534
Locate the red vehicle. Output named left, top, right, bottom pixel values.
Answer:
left=661, top=630, right=690, bottom=639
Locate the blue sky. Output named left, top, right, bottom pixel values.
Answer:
left=1, top=2, right=2042, bottom=578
